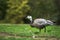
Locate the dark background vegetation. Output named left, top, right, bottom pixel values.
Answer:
left=0, top=0, right=60, bottom=24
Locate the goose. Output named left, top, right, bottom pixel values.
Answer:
left=26, top=15, right=53, bottom=32
left=26, top=15, right=54, bottom=38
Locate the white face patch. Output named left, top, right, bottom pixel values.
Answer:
left=27, top=16, right=32, bottom=19
left=26, top=16, right=32, bottom=22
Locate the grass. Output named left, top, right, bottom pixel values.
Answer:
left=0, top=24, right=39, bottom=36
left=0, top=24, right=60, bottom=40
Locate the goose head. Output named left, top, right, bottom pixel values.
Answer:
left=26, top=15, right=33, bottom=23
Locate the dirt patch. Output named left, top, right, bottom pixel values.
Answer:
left=0, top=32, right=15, bottom=36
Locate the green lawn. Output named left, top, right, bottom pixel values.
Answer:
left=0, top=24, right=60, bottom=40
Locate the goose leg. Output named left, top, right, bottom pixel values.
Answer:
left=39, top=29, right=41, bottom=32
left=44, top=27, right=46, bottom=32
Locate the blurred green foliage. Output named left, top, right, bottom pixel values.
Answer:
left=28, top=0, right=58, bottom=20
left=0, top=0, right=60, bottom=24
left=0, top=0, right=8, bottom=20
left=54, top=0, right=60, bottom=25
left=0, top=0, right=30, bottom=23
left=5, top=0, right=30, bottom=23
